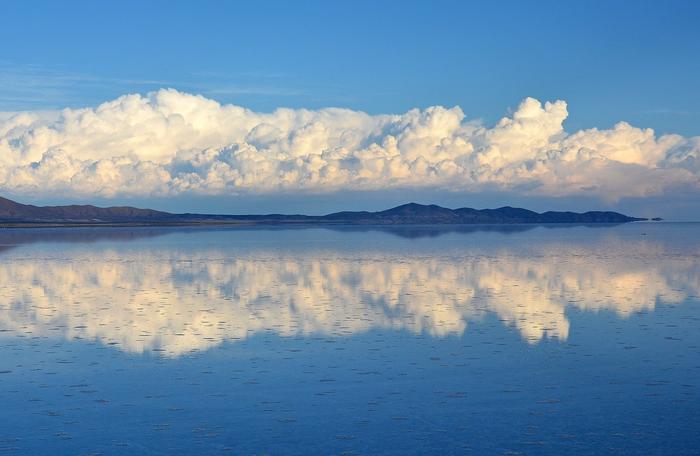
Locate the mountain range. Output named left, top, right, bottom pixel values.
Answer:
left=0, top=196, right=651, bottom=225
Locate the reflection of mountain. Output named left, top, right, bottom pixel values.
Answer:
left=0, top=223, right=621, bottom=247
left=0, top=226, right=171, bottom=248
left=323, top=224, right=541, bottom=238
left=324, top=223, right=627, bottom=238
left=1, top=239, right=697, bottom=356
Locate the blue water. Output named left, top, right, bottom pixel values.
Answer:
left=0, top=223, right=698, bottom=455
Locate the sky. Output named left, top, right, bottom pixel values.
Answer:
left=1, top=0, right=699, bottom=219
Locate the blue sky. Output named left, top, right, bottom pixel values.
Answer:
left=1, top=0, right=699, bottom=218
left=2, top=0, right=699, bottom=134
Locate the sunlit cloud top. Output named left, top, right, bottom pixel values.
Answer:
left=1, top=89, right=698, bottom=201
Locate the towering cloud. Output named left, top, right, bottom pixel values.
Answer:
left=0, top=89, right=697, bottom=199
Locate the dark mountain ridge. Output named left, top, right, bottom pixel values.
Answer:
left=0, top=197, right=649, bottom=225
left=0, top=196, right=167, bottom=221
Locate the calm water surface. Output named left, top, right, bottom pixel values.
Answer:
left=0, top=223, right=699, bottom=455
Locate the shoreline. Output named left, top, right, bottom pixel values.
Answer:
left=0, top=219, right=659, bottom=229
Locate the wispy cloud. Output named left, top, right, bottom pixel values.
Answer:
left=0, top=63, right=306, bottom=110
left=205, top=87, right=306, bottom=96
left=635, top=108, right=697, bottom=116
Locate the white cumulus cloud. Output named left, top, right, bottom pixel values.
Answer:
left=0, top=88, right=698, bottom=199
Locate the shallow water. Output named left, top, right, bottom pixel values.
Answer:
left=0, top=223, right=699, bottom=455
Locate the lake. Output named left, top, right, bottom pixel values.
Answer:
left=0, top=223, right=698, bottom=455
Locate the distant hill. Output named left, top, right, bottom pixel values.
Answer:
left=321, top=203, right=647, bottom=224
left=0, top=196, right=169, bottom=222
left=0, top=196, right=648, bottom=225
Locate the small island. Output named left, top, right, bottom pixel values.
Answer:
left=0, top=196, right=652, bottom=227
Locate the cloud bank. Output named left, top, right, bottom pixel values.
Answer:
left=0, top=89, right=698, bottom=200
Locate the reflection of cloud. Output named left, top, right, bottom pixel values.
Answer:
left=0, top=240, right=697, bottom=356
